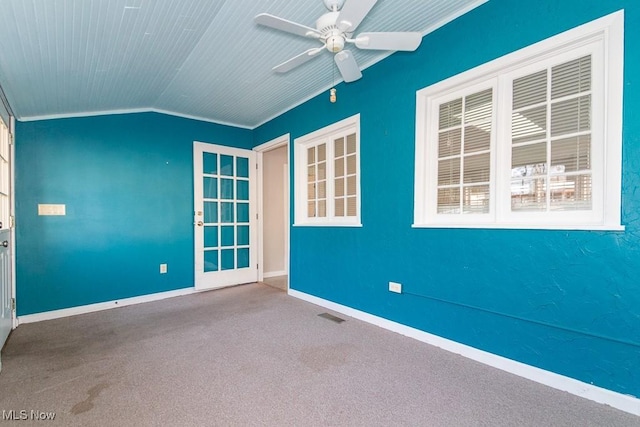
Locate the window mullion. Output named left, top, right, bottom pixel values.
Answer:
left=460, top=95, right=466, bottom=213
left=326, top=136, right=336, bottom=220
left=545, top=67, right=552, bottom=213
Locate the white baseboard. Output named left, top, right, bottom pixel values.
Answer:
left=288, top=289, right=640, bottom=416
left=17, top=287, right=198, bottom=325
left=263, top=270, right=287, bottom=279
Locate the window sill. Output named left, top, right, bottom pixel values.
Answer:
left=411, top=223, right=625, bottom=231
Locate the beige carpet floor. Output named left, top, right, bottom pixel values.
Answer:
left=0, top=283, right=637, bottom=426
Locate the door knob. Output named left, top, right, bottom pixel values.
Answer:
left=196, top=221, right=204, bottom=227
left=1, top=241, right=7, bottom=247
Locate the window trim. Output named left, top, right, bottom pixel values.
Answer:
left=294, top=114, right=362, bottom=227
left=414, top=10, right=624, bottom=231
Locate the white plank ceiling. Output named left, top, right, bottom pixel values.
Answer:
left=0, top=0, right=486, bottom=128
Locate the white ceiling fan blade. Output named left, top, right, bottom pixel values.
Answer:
left=273, top=48, right=324, bottom=73
left=255, top=13, right=321, bottom=38
left=334, top=50, right=362, bottom=83
left=336, top=0, right=378, bottom=33
left=355, top=32, right=423, bottom=51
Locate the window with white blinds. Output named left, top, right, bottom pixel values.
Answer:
left=437, top=89, right=493, bottom=215
left=295, top=114, right=361, bottom=226
left=414, top=11, right=623, bottom=230
left=511, top=56, right=593, bottom=213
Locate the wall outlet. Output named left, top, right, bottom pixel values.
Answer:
left=389, top=281, right=402, bottom=293
left=160, top=263, right=168, bottom=274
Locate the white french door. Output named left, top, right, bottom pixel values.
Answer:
left=194, top=142, right=257, bottom=290
left=0, top=117, right=13, bottom=355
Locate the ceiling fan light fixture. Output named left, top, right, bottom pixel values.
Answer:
left=326, top=34, right=345, bottom=52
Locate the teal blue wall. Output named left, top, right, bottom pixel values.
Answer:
left=16, top=112, right=252, bottom=315
left=254, top=1, right=640, bottom=396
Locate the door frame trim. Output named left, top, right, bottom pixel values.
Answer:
left=10, top=116, right=16, bottom=329
left=254, top=134, right=290, bottom=288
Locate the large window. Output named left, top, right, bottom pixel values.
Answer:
left=414, top=11, right=624, bottom=230
left=294, top=114, right=361, bottom=226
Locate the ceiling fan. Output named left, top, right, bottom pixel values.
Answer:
left=255, top=0, right=423, bottom=83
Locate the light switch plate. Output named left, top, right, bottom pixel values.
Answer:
left=38, top=204, right=66, bottom=216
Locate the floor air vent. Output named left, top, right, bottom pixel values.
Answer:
left=318, top=313, right=345, bottom=323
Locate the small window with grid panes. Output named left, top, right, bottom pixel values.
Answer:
left=295, top=114, right=361, bottom=226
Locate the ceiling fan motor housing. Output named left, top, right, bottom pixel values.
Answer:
left=316, top=12, right=345, bottom=53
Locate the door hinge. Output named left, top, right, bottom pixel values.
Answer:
left=256, top=213, right=259, bottom=220
left=9, top=215, right=15, bottom=228
left=11, top=298, right=15, bottom=311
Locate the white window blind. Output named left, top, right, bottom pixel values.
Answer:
left=436, top=89, right=493, bottom=215
left=511, top=56, right=593, bottom=213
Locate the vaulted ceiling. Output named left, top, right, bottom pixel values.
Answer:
left=0, top=0, right=486, bottom=128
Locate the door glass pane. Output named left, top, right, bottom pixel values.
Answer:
left=221, top=226, right=235, bottom=247
left=203, top=153, right=218, bottom=174
left=236, top=157, right=249, bottom=178
left=237, top=248, right=250, bottom=269
left=221, top=178, right=234, bottom=199
left=237, top=203, right=249, bottom=222
left=203, top=177, right=218, bottom=199
left=204, top=250, right=219, bottom=272
left=220, top=155, right=234, bottom=176
left=221, top=249, right=235, bottom=270
left=204, top=202, right=218, bottom=223
left=204, top=226, right=218, bottom=248
left=221, top=202, right=234, bottom=223
left=237, top=180, right=249, bottom=200
left=237, top=226, right=249, bottom=245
